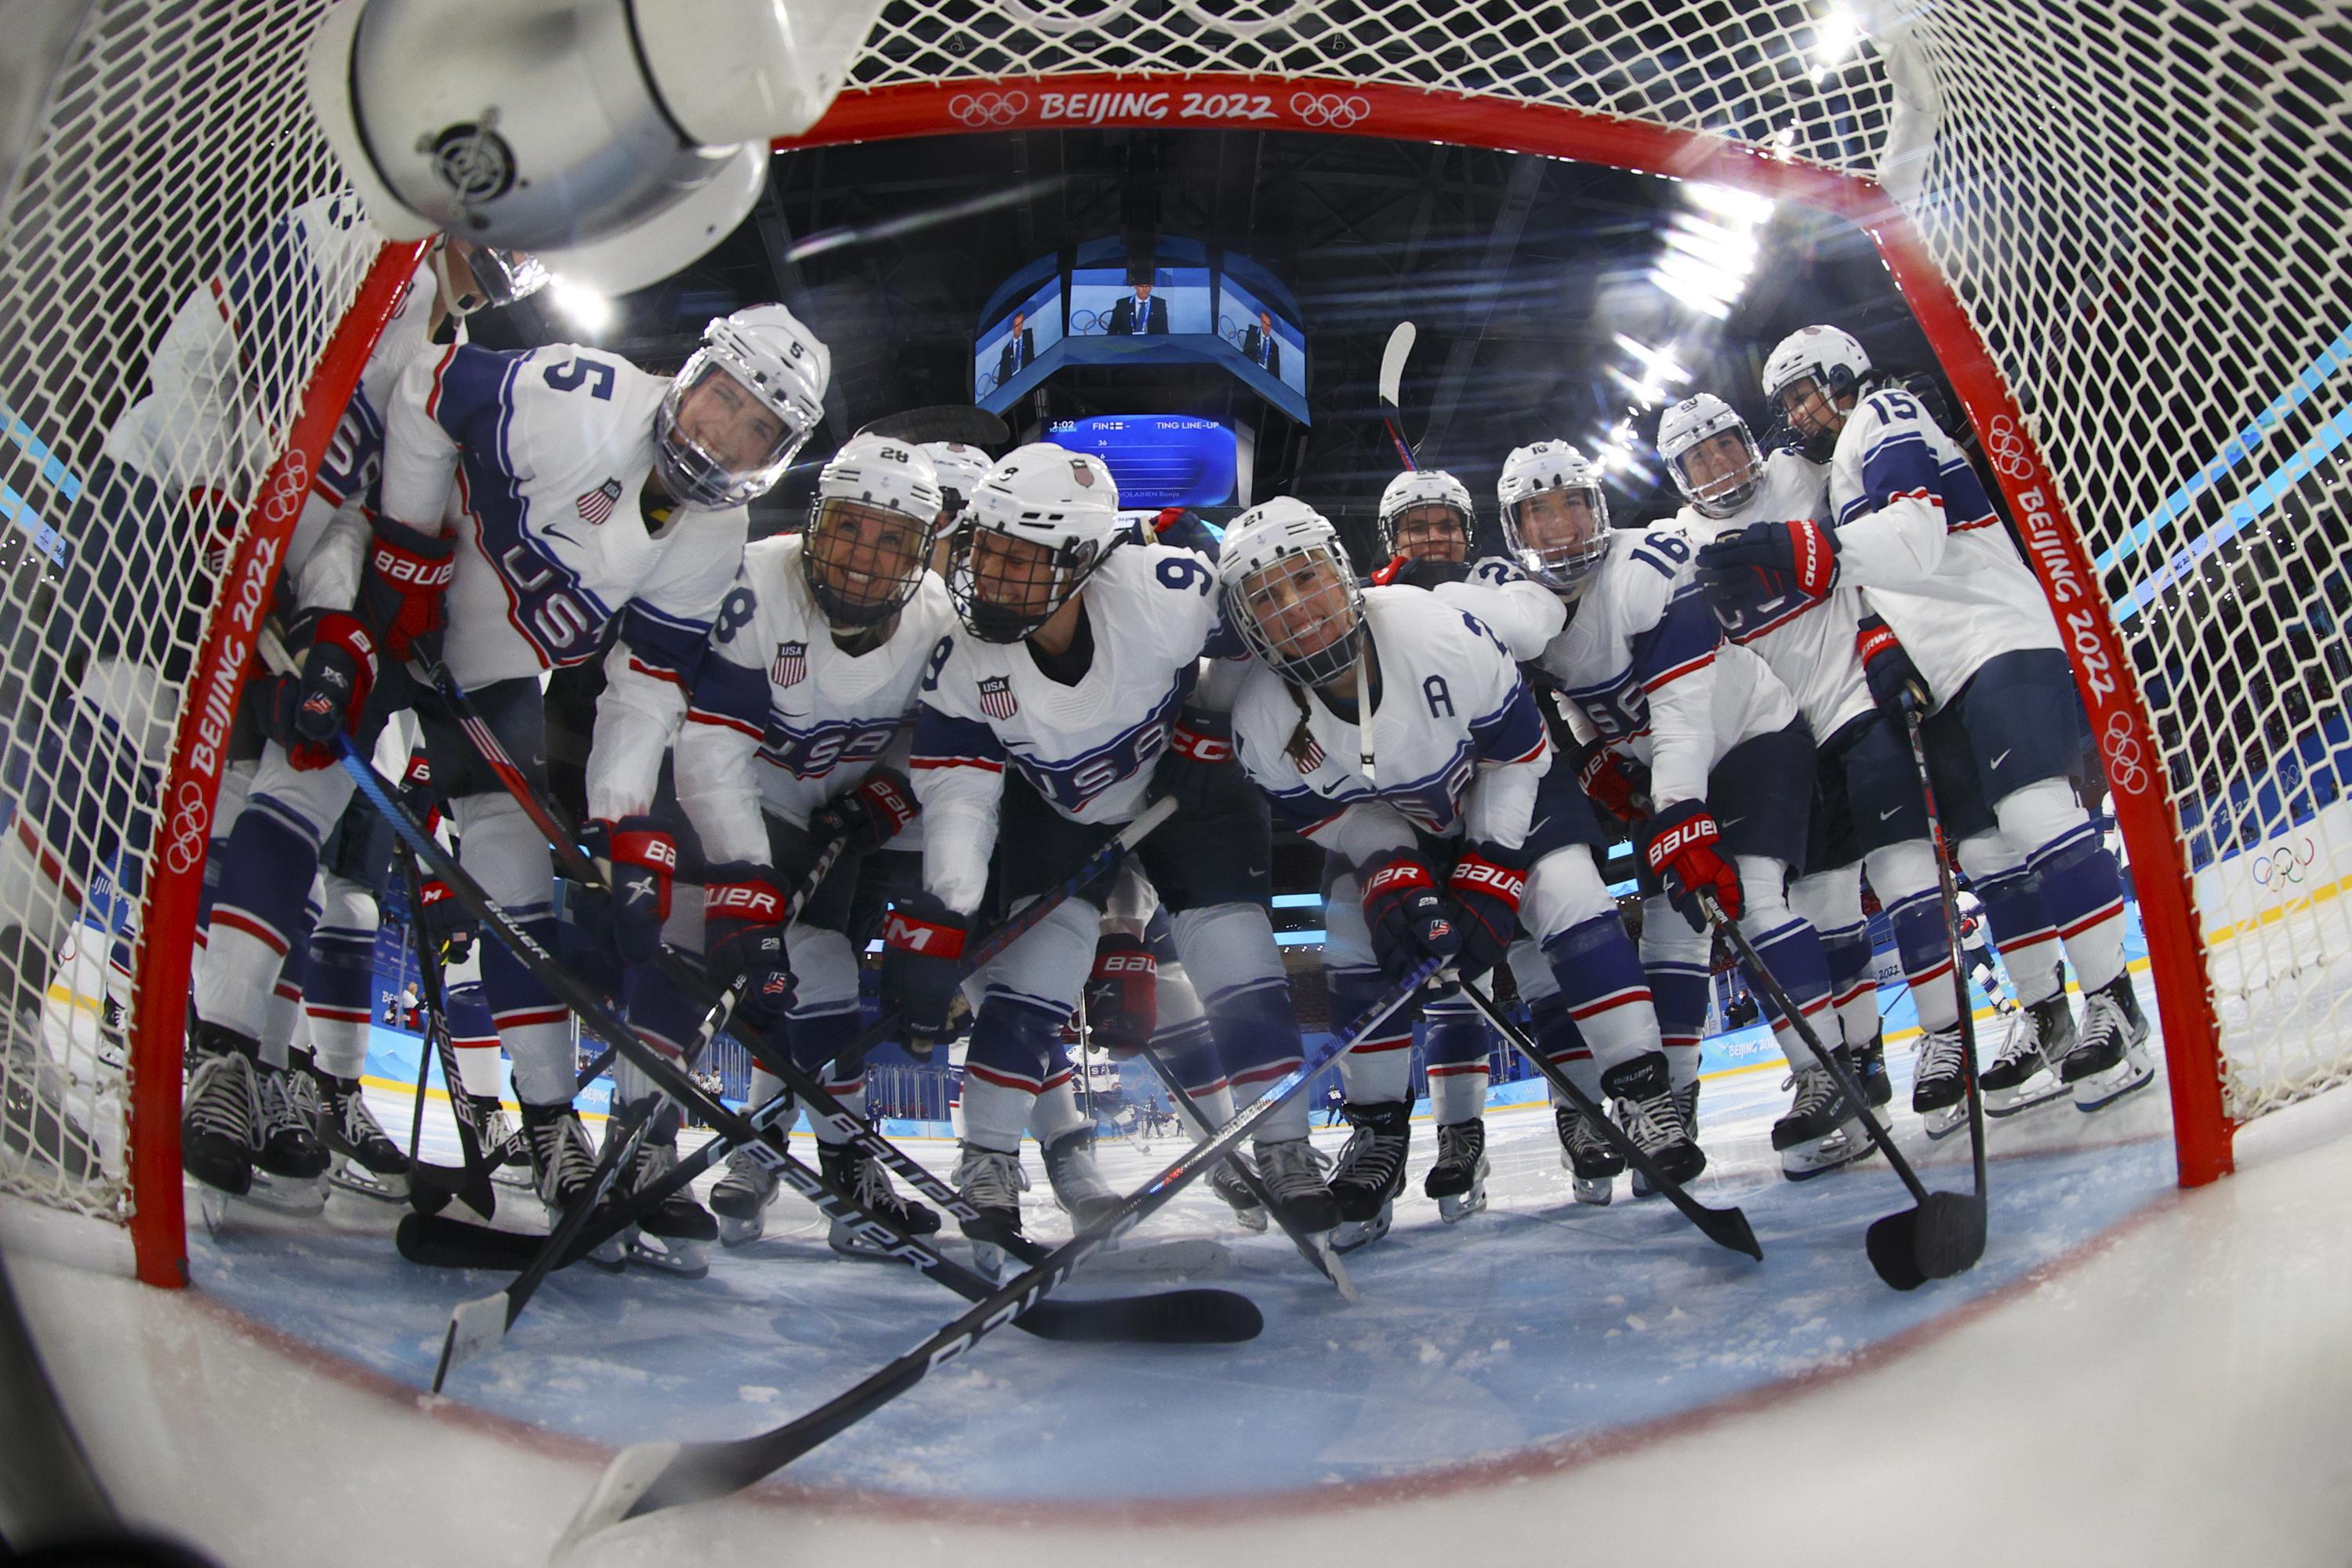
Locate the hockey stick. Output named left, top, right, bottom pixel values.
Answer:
left=1451, top=980, right=1762, bottom=1260
left=317, top=730, right=1257, bottom=1350
left=1883, top=707, right=1990, bottom=1286
left=556, top=959, right=1443, bottom=1545
left=1377, top=321, right=1418, bottom=470
left=397, top=851, right=498, bottom=1221
left=854, top=405, right=1007, bottom=448
left=1697, top=891, right=1983, bottom=1289
left=1136, top=1042, right=1359, bottom=1300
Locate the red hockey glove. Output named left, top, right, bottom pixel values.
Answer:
left=267, top=611, right=376, bottom=771
left=880, top=893, right=970, bottom=1059
left=808, top=765, right=920, bottom=855
left=1083, top=932, right=1159, bottom=1058
left=704, top=866, right=794, bottom=1031
left=1446, top=842, right=1527, bottom=978
left=357, top=515, right=454, bottom=665
left=1694, top=517, right=1839, bottom=612
left=1643, top=800, right=1742, bottom=933
left=1576, top=740, right=1649, bottom=825
left=1855, top=614, right=1931, bottom=718
left=1360, top=851, right=1460, bottom=984
left=1151, top=706, right=1235, bottom=818
left=593, top=818, right=676, bottom=965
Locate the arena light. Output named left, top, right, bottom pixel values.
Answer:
left=551, top=277, right=614, bottom=336
left=1612, top=335, right=1693, bottom=387
left=1811, top=5, right=1862, bottom=80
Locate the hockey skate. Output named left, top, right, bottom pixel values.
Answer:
left=1629, top=1082, right=1700, bottom=1200
left=311, top=1065, right=410, bottom=1201
left=1326, top=1101, right=1408, bottom=1251
left=472, top=1095, right=534, bottom=1189
left=820, top=1138, right=942, bottom=1260
left=1254, top=1135, right=1341, bottom=1238
left=1849, top=1036, right=1893, bottom=1110
left=1981, top=989, right=2078, bottom=1116
left=1555, top=1100, right=1621, bottom=1205
left=1040, top=1128, right=1123, bottom=1229
left=952, top=1142, right=1030, bottom=1278
left=215, top=1052, right=332, bottom=1218
left=1424, top=1119, right=1489, bottom=1223
left=2062, top=975, right=2154, bottom=1112
left=1911, top=1026, right=1969, bottom=1139
left=1774, top=1057, right=1871, bottom=1180
left=181, top=1025, right=260, bottom=1196
left=1206, top=1152, right=1269, bottom=1232
left=521, top=1102, right=625, bottom=1272
left=710, top=1145, right=779, bottom=1248
left=612, top=1107, right=716, bottom=1279
left=2, top=1006, right=103, bottom=1184
left=1604, top=1054, right=1704, bottom=1186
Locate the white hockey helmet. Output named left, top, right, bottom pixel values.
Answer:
left=1497, top=441, right=1610, bottom=601
left=1762, top=324, right=1871, bottom=460
left=1657, top=393, right=1763, bottom=518
left=801, top=435, right=944, bottom=628
left=1218, top=495, right=1364, bottom=690
left=921, top=440, right=994, bottom=521
left=1374, top=467, right=1475, bottom=562
left=654, top=303, right=831, bottom=510
left=950, top=443, right=1123, bottom=643
left=430, top=233, right=549, bottom=318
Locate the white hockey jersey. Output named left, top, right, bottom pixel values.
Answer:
left=909, top=543, right=1221, bottom=915
left=1429, top=556, right=1569, bottom=660
left=1230, top=586, right=1552, bottom=866
left=1828, top=385, right=2060, bottom=704
left=1530, top=526, right=1796, bottom=814
left=1676, top=448, right=1873, bottom=743
left=675, top=533, right=956, bottom=864
left=378, top=340, right=750, bottom=819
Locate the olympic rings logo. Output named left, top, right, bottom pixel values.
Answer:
left=948, top=91, right=1030, bottom=128
left=2251, top=837, right=2318, bottom=888
left=1290, top=92, right=1370, bottom=128
left=162, top=775, right=212, bottom=877
left=1984, top=414, right=2035, bottom=481
left=2100, top=709, right=2152, bottom=798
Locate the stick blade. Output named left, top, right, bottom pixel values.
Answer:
left=1377, top=321, right=1417, bottom=411
left=435, top=1290, right=512, bottom=1387
left=1864, top=1211, right=1930, bottom=1291
left=1313, top=1235, right=1361, bottom=1303
left=1699, top=1204, right=1766, bottom=1262
left=1911, top=1191, right=1987, bottom=1279
left=554, top=1439, right=684, bottom=1558
left=855, top=405, right=1007, bottom=448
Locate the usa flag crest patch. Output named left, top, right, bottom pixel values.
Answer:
left=771, top=640, right=808, bottom=687
left=978, top=675, right=1018, bottom=720
left=1295, top=735, right=1325, bottom=772
left=576, top=477, right=623, bottom=525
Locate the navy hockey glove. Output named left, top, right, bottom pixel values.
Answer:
left=1151, top=706, right=1234, bottom=818
left=1446, top=842, right=1527, bottom=979
left=356, top=514, right=454, bottom=666
left=591, top=817, right=676, bottom=965
left=1855, top=614, right=1931, bottom=718
left=704, top=866, right=794, bottom=1031
left=880, top=892, right=970, bottom=1059
left=1576, top=739, right=1650, bottom=826
left=1360, top=851, right=1460, bottom=983
left=807, top=766, right=920, bottom=856
left=417, top=877, right=474, bottom=967
left=1082, top=932, right=1158, bottom=1058
left=265, top=611, right=378, bottom=771
left=1695, top=517, right=1839, bottom=611
left=1643, top=800, right=1742, bottom=933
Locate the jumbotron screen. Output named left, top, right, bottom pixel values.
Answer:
left=1047, top=415, right=1237, bottom=508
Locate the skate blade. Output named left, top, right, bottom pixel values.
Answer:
left=241, top=1172, right=329, bottom=1216
left=1080, top=1236, right=1232, bottom=1280
left=718, top=1213, right=768, bottom=1249
left=1330, top=1205, right=1392, bottom=1255
left=1922, top=1102, right=1970, bottom=1140
left=623, top=1234, right=710, bottom=1279
left=329, top=1162, right=411, bottom=1203
left=2073, top=1052, right=2155, bottom=1112
left=1437, top=1183, right=1488, bottom=1224
left=491, top=1167, right=536, bottom=1191
left=1782, top=1130, right=1872, bottom=1181
left=1984, top=1074, right=2070, bottom=1118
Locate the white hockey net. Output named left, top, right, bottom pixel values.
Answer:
left=0, top=0, right=380, bottom=1236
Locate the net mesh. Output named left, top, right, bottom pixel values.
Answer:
left=0, top=0, right=376, bottom=1218
left=2, top=0, right=2344, bottom=1237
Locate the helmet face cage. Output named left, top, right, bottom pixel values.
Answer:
left=1762, top=326, right=1869, bottom=463
left=1500, top=451, right=1611, bottom=600
left=653, top=354, right=810, bottom=510
left=1375, top=470, right=1475, bottom=561
left=1228, top=538, right=1365, bottom=689
left=801, top=495, right=939, bottom=628
left=948, top=524, right=1104, bottom=644
left=1662, top=410, right=1764, bottom=518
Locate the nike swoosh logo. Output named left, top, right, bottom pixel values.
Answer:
left=1879, top=806, right=1902, bottom=821
left=1990, top=749, right=2013, bottom=768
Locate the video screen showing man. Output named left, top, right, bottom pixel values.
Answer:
left=1242, top=310, right=1281, bottom=374
left=1107, top=276, right=1168, bottom=336
left=997, top=310, right=1040, bottom=376
left=1070, top=266, right=1211, bottom=336
left=974, top=279, right=1062, bottom=397
left=1218, top=274, right=1306, bottom=395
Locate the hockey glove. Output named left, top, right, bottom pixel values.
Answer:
left=591, top=817, right=677, bottom=965
left=1082, top=932, right=1158, bottom=1058
left=357, top=514, right=455, bottom=666
left=807, top=766, right=920, bottom=856
left=1643, top=800, right=1742, bottom=933
left=265, top=611, right=378, bottom=771
left=1694, top=517, right=1839, bottom=611
left=1855, top=614, right=1931, bottom=718
left=1576, top=739, right=1650, bottom=825
left=880, top=892, right=970, bottom=1059
left=417, top=877, right=474, bottom=967
left=1372, top=553, right=1472, bottom=590
left=705, top=866, right=794, bottom=1032
left=1360, top=851, right=1461, bottom=984
left=1150, top=706, right=1234, bottom=819
left=1446, top=842, right=1528, bottom=979
left=397, top=751, right=443, bottom=830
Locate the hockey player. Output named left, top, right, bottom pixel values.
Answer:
left=658, top=433, right=956, bottom=1253
left=1367, top=468, right=1565, bottom=659
left=191, top=303, right=829, bottom=1243
left=1499, top=441, right=1867, bottom=1181
left=884, top=444, right=1338, bottom=1266
left=1218, top=496, right=1694, bottom=1237
left=1705, top=324, right=2142, bottom=1112
left=1955, top=886, right=2020, bottom=1014
left=1661, top=390, right=1995, bottom=1131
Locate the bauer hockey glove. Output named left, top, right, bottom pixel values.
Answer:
left=266, top=610, right=377, bottom=771
left=1446, top=842, right=1528, bottom=979
left=1695, top=517, right=1838, bottom=611
left=704, top=866, right=794, bottom=1030
left=1643, top=800, right=1742, bottom=933
left=1082, top=932, right=1158, bottom=1058
left=1151, top=706, right=1235, bottom=818
left=880, top=892, right=971, bottom=1058
left=1855, top=613, right=1931, bottom=718
left=1576, top=739, right=1650, bottom=825
left=591, top=817, right=677, bottom=965
left=807, top=766, right=920, bottom=857
left=1360, top=851, right=1461, bottom=984
left=357, top=514, right=455, bottom=666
